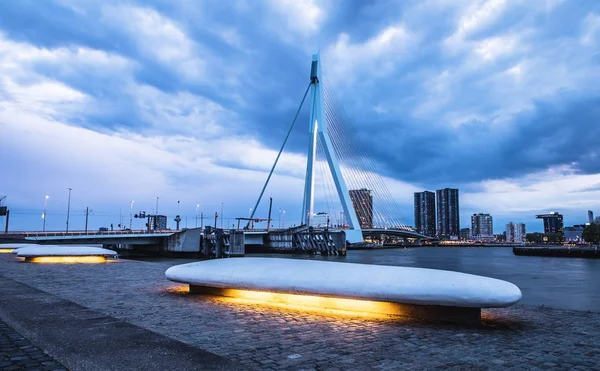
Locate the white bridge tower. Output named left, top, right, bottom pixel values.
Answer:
left=301, top=52, right=364, bottom=243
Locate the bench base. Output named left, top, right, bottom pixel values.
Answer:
left=189, top=285, right=482, bottom=323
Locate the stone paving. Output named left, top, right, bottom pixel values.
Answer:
left=0, top=319, right=66, bottom=371
left=1, top=254, right=600, bottom=370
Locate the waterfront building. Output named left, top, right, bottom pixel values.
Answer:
left=150, top=215, right=167, bottom=230
left=536, top=212, right=564, bottom=235
left=564, top=225, right=585, bottom=242
left=436, top=188, right=460, bottom=239
left=460, top=228, right=471, bottom=240
left=349, top=188, right=373, bottom=229
left=589, top=210, right=594, bottom=224
left=506, top=222, right=526, bottom=243
left=471, top=213, right=493, bottom=239
left=414, top=191, right=436, bottom=237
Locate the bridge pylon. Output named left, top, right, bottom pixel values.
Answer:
left=301, top=52, right=363, bottom=243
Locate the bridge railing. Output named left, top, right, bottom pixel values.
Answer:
left=8, top=229, right=176, bottom=238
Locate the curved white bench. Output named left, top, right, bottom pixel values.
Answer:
left=166, top=258, right=521, bottom=322
left=17, top=246, right=118, bottom=263
left=0, top=243, right=39, bottom=253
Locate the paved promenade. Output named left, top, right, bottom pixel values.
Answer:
left=0, top=319, right=66, bottom=371
left=1, top=254, right=600, bottom=370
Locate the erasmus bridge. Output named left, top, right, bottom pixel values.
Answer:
left=246, top=52, right=426, bottom=244
left=1, top=53, right=429, bottom=250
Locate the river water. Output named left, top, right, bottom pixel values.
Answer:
left=257, top=247, right=600, bottom=313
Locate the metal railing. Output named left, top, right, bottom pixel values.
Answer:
left=6, top=229, right=176, bottom=238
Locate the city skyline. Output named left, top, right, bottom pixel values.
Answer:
left=2, top=1, right=600, bottom=232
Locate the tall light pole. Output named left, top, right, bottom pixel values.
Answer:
left=42, top=195, right=49, bottom=232
left=130, top=200, right=135, bottom=230
left=248, top=208, right=252, bottom=218
left=156, top=197, right=159, bottom=215
left=220, top=202, right=224, bottom=228
left=66, top=188, right=72, bottom=232
left=195, top=204, right=200, bottom=228
left=282, top=210, right=286, bottom=228
left=278, top=208, right=282, bottom=229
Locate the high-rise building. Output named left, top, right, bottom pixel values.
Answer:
left=536, top=212, right=564, bottom=235
left=150, top=215, right=167, bottom=230
left=460, top=228, right=471, bottom=240
left=589, top=210, right=594, bottom=224
left=349, top=188, right=373, bottom=229
left=414, top=191, right=436, bottom=237
left=506, top=222, right=526, bottom=243
left=471, top=213, right=493, bottom=238
left=436, top=188, right=459, bottom=238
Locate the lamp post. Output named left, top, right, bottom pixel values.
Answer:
left=220, top=202, right=224, bottom=228
left=195, top=204, right=200, bottom=228
left=130, top=200, right=135, bottom=230
left=66, top=188, right=72, bottom=232
left=278, top=208, right=282, bottom=229
left=156, top=197, right=159, bottom=215
left=282, top=210, right=286, bottom=228
left=42, top=195, right=49, bottom=232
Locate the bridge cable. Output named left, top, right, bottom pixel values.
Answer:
left=246, top=82, right=312, bottom=229
left=324, top=80, right=407, bottom=229
left=323, top=96, right=381, bottom=228
left=323, top=95, right=383, bottom=229
left=322, top=84, right=388, bottom=228
left=323, top=80, right=408, bottom=229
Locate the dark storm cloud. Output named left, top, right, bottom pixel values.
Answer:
left=2, top=0, right=600, bottom=187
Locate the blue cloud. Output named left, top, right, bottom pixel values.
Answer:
left=2, top=0, right=600, bottom=231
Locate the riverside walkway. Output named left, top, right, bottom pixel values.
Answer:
left=1, top=254, right=599, bottom=370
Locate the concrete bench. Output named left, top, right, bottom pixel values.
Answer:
left=16, top=246, right=118, bottom=263
left=165, top=258, right=522, bottom=323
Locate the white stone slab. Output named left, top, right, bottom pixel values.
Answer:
left=16, top=246, right=118, bottom=257
left=0, top=243, right=39, bottom=249
left=165, top=258, right=522, bottom=308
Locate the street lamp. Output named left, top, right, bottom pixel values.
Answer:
left=130, top=200, right=135, bottom=229
left=282, top=210, right=286, bottom=228
left=156, top=197, right=159, bottom=215
left=220, top=202, right=224, bottom=228
left=195, top=204, right=200, bottom=228
left=248, top=208, right=252, bottom=218
left=66, top=188, right=72, bottom=232
left=278, top=208, right=282, bottom=229
left=42, top=195, right=49, bottom=232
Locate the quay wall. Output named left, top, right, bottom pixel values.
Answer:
left=513, top=246, right=600, bottom=258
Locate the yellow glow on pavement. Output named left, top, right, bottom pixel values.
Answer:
left=25, top=256, right=110, bottom=264
left=0, top=248, right=15, bottom=253
left=193, top=286, right=408, bottom=319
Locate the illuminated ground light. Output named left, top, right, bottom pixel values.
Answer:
left=0, top=248, right=15, bottom=253
left=24, top=256, right=111, bottom=264
left=17, top=246, right=118, bottom=264
left=188, top=286, right=481, bottom=321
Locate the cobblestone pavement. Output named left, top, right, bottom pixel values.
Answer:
left=0, top=319, right=66, bottom=371
left=1, top=255, right=600, bottom=370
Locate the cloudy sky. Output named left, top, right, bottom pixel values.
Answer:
left=1, top=0, right=600, bottom=233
